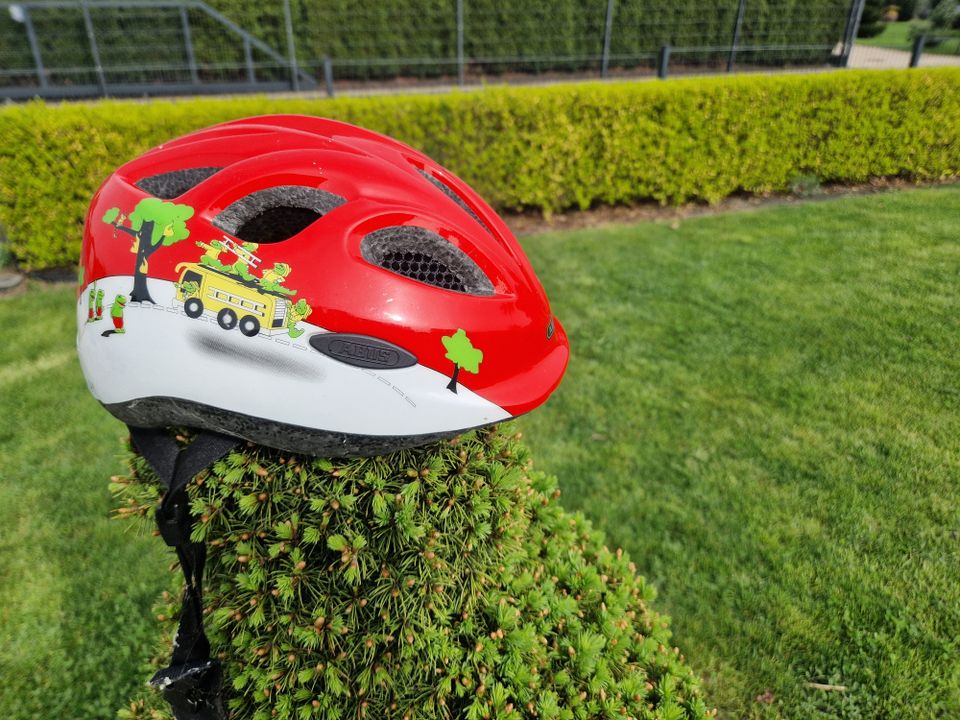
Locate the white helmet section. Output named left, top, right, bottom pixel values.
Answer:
left=76, top=275, right=510, bottom=437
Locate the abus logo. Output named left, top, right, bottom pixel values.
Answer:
left=330, top=339, right=396, bottom=366
left=309, top=333, right=417, bottom=370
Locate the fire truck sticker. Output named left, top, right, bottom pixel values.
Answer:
left=97, top=197, right=313, bottom=340
left=174, top=236, right=312, bottom=339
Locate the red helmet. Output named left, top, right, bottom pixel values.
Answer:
left=77, top=115, right=568, bottom=456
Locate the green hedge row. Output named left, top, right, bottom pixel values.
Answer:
left=0, top=0, right=846, bottom=86
left=2, top=69, right=960, bottom=271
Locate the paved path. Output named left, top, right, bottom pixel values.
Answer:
left=150, top=45, right=960, bottom=104
left=847, top=44, right=960, bottom=69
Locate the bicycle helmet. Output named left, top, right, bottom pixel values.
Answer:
left=77, top=115, right=569, bottom=457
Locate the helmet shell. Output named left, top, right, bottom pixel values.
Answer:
left=77, top=115, right=568, bottom=456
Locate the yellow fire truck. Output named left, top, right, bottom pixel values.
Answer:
left=174, top=262, right=290, bottom=337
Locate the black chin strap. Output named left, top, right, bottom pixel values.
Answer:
left=129, top=426, right=240, bottom=720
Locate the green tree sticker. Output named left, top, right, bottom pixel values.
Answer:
left=441, top=328, right=483, bottom=394
left=102, top=198, right=194, bottom=304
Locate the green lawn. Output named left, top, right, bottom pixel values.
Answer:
left=2, top=186, right=960, bottom=719
left=859, top=21, right=960, bottom=54
left=0, top=285, right=170, bottom=717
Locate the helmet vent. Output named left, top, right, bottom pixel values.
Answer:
left=416, top=169, right=492, bottom=236
left=136, top=167, right=221, bottom=199
left=214, top=185, right=346, bottom=244
left=361, top=226, right=494, bottom=296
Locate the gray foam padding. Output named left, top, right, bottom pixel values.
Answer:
left=104, top=396, right=495, bottom=458
left=416, top=169, right=492, bottom=236
left=361, top=226, right=494, bottom=296
left=213, top=185, right=347, bottom=240
left=136, top=167, right=222, bottom=199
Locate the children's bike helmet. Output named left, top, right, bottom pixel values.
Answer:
left=77, top=115, right=568, bottom=457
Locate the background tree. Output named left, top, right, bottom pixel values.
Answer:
left=102, top=199, right=194, bottom=304
left=930, top=0, right=960, bottom=30
left=441, top=329, right=483, bottom=394
left=899, top=0, right=920, bottom=19
left=858, top=0, right=888, bottom=37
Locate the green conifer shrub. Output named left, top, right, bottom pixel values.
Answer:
left=112, top=426, right=711, bottom=720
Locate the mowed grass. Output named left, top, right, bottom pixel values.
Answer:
left=1, top=186, right=959, bottom=719
left=859, top=20, right=960, bottom=54
left=0, top=283, right=170, bottom=718
left=519, top=187, right=960, bottom=718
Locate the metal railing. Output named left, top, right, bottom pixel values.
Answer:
left=1, top=0, right=315, bottom=99
left=0, top=0, right=931, bottom=102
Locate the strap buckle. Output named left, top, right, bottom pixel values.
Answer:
left=150, top=659, right=227, bottom=720
left=156, top=491, right=194, bottom=547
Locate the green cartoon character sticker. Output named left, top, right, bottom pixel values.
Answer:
left=260, top=263, right=297, bottom=296
left=230, top=242, right=259, bottom=281
left=175, top=279, right=200, bottom=299
left=285, top=299, right=312, bottom=339
left=101, top=294, right=128, bottom=337
left=86, top=286, right=105, bottom=323
left=86, top=285, right=97, bottom=323
left=196, top=238, right=229, bottom=271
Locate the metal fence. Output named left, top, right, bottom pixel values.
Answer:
left=0, top=0, right=947, bottom=101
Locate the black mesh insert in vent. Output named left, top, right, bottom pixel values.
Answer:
left=214, top=185, right=346, bottom=244
left=380, top=250, right=466, bottom=292
left=136, top=167, right=221, bottom=199
left=361, top=226, right=494, bottom=296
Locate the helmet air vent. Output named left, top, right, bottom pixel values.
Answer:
left=361, top=226, right=494, bottom=296
left=136, top=167, right=222, bottom=199
left=416, top=169, right=492, bottom=236
left=214, top=185, right=347, bottom=244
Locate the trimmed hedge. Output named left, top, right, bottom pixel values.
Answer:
left=2, top=69, right=960, bottom=271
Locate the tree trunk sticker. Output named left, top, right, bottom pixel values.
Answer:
left=441, top=329, right=483, bottom=394
left=102, top=199, right=194, bottom=304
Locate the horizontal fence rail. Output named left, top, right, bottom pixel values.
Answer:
left=0, top=0, right=917, bottom=101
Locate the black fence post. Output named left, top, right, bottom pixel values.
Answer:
left=727, top=0, right=746, bottom=73
left=658, top=44, right=671, bottom=79
left=910, top=32, right=926, bottom=67
left=20, top=6, right=47, bottom=89
left=457, top=0, right=465, bottom=86
left=244, top=37, right=255, bottom=82
left=323, top=56, right=334, bottom=97
left=80, top=0, right=107, bottom=95
left=180, top=5, right=199, bottom=85
left=282, top=0, right=300, bottom=91
left=840, top=0, right=867, bottom=67
left=601, top=0, right=615, bottom=78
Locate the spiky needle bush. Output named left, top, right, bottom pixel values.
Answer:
left=113, top=426, right=711, bottom=720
